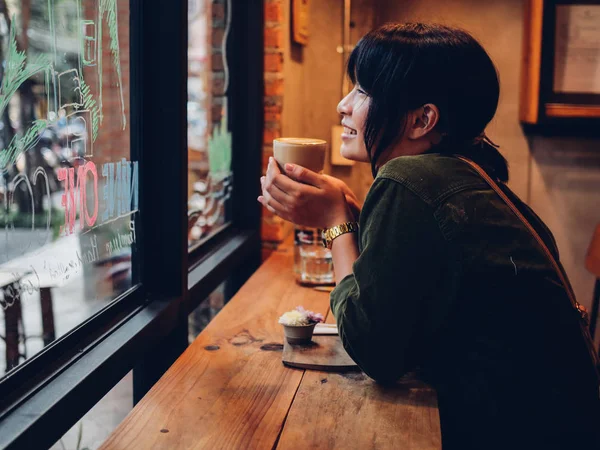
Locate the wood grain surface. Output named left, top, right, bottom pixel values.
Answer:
left=101, top=252, right=330, bottom=450
left=276, top=372, right=441, bottom=450
left=277, top=306, right=441, bottom=449
left=281, top=335, right=359, bottom=371
left=101, top=250, right=441, bottom=449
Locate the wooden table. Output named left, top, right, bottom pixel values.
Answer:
left=101, top=248, right=441, bottom=449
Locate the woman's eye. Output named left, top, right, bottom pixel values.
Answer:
left=356, top=88, right=366, bottom=95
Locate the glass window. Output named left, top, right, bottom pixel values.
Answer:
left=50, top=371, right=132, bottom=449
left=188, top=282, right=226, bottom=342
left=187, top=0, right=233, bottom=249
left=0, top=0, right=134, bottom=376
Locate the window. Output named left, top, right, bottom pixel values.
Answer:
left=188, top=282, right=226, bottom=341
left=51, top=371, right=132, bottom=449
left=187, top=0, right=233, bottom=249
left=0, top=0, right=134, bottom=376
left=0, top=1, right=263, bottom=448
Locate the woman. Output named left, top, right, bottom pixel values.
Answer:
left=259, top=23, right=600, bottom=449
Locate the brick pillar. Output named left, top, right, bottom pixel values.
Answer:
left=210, top=0, right=226, bottom=128
left=188, top=0, right=226, bottom=199
left=261, top=0, right=291, bottom=261
left=82, top=0, right=130, bottom=165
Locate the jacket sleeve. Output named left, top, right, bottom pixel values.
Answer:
left=330, top=177, right=456, bottom=383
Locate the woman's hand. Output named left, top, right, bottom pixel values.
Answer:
left=322, top=175, right=361, bottom=222
left=258, top=157, right=357, bottom=229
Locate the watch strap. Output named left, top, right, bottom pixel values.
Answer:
left=321, top=222, right=359, bottom=249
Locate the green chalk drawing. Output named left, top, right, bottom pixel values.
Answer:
left=76, top=0, right=84, bottom=78
left=48, top=0, right=59, bottom=111
left=208, top=101, right=233, bottom=180
left=99, top=0, right=126, bottom=129
left=0, top=18, right=52, bottom=119
left=96, top=4, right=104, bottom=124
left=0, top=19, right=52, bottom=171
left=0, top=0, right=129, bottom=172
left=81, top=20, right=96, bottom=66
left=0, top=119, right=48, bottom=171
left=78, top=77, right=100, bottom=142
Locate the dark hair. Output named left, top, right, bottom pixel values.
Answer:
left=347, top=23, right=508, bottom=182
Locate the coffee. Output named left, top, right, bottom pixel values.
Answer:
left=273, top=138, right=327, bottom=173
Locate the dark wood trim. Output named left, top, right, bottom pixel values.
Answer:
left=520, top=0, right=545, bottom=124
left=546, top=104, right=600, bottom=118
left=521, top=0, right=600, bottom=126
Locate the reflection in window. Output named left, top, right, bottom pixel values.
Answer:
left=50, top=370, right=132, bottom=449
left=187, top=0, right=233, bottom=249
left=188, top=282, right=226, bottom=342
left=0, top=0, right=134, bottom=376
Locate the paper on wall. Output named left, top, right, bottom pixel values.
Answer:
left=554, top=5, right=600, bottom=94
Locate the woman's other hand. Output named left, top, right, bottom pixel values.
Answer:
left=258, top=157, right=356, bottom=229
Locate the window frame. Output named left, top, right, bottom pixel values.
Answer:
left=0, top=1, right=263, bottom=448
left=187, top=0, right=264, bottom=310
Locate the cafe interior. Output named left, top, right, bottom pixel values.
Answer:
left=1, top=0, right=600, bottom=448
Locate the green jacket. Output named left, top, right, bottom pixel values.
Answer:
left=330, top=153, right=600, bottom=449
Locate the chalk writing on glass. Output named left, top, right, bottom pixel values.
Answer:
left=106, top=220, right=136, bottom=256
left=102, top=159, right=139, bottom=223
left=1, top=0, right=125, bottom=172
left=0, top=267, right=42, bottom=311
left=44, top=233, right=101, bottom=284
left=98, top=0, right=127, bottom=129
left=57, top=161, right=99, bottom=236
left=0, top=16, right=51, bottom=169
left=2, top=167, right=53, bottom=260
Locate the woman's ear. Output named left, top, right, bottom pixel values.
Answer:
left=406, top=104, right=440, bottom=140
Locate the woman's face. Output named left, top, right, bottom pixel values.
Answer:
left=336, top=85, right=371, bottom=162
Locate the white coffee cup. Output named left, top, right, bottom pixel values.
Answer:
left=273, top=138, right=327, bottom=173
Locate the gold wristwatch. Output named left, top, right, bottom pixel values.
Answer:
left=321, top=222, right=359, bottom=249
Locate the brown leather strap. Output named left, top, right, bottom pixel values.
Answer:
left=456, top=156, right=600, bottom=381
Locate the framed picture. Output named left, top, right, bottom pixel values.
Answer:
left=292, top=0, right=310, bottom=45
left=520, top=0, right=600, bottom=126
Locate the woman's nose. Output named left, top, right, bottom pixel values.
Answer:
left=337, top=92, right=352, bottom=116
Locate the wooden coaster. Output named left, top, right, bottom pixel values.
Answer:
left=282, top=334, right=359, bottom=372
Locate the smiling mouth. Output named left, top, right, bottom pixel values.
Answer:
left=343, top=126, right=357, bottom=135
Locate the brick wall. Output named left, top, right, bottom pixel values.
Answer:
left=83, top=0, right=130, bottom=165
left=261, top=0, right=291, bottom=261
left=187, top=0, right=229, bottom=201
left=210, top=0, right=226, bottom=127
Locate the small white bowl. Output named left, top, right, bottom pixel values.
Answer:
left=282, top=323, right=317, bottom=344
